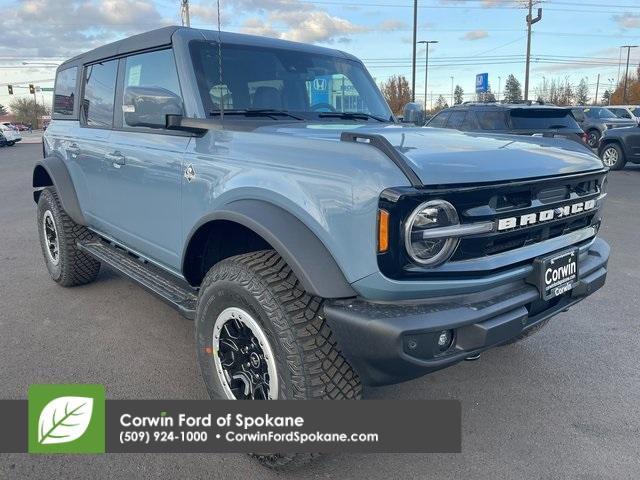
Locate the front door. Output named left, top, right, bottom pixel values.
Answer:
left=95, top=48, right=189, bottom=271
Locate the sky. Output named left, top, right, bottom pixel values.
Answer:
left=1, top=0, right=639, bottom=111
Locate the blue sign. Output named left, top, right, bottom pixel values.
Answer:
left=310, top=75, right=331, bottom=106
left=475, top=73, right=489, bottom=93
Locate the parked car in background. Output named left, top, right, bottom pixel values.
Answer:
left=425, top=103, right=587, bottom=145
left=569, top=107, right=637, bottom=148
left=598, top=125, right=640, bottom=170
left=607, top=105, right=640, bottom=124
left=0, top=124, right=22, bottom=146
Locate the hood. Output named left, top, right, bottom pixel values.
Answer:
left=261, top=123, right=604, bottom=186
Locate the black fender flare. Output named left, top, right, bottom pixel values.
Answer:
left=182, top=199, right=357, bottom=299
left=33, top=156, right=87, bottom=225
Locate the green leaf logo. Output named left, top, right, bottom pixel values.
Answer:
left=37, top=396, right=94, bottom=445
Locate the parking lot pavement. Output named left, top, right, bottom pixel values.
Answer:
left=1, top=144, right=639, bottom=479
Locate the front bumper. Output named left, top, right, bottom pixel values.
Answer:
left=324, top=237, right=609, bottom=386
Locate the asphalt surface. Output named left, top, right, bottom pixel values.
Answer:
left=1, top=143, right=639, bottom=479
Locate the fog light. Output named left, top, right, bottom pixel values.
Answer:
left=436, top=330, right=453, bottom=351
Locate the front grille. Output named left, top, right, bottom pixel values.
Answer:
left=451, top=173, right=603, bottom=261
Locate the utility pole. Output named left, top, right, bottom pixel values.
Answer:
left=622, top=45, right=638, bottom=104
left=524, top=0, right=542, bottom=101
left=418, top=40, right=438, bottom=111
left=181, top=0, right=190, bottom=27
left=594, top=74, right=600, bottom=106
left=411, top=0, right=418, bottom=103
left=498, top=76, right=501, bottom=102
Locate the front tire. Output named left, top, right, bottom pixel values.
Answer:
left=600, top=143, right=626, bottom=170
left=7, top=141, right=15, bottom=146
left=195, top=250, right=361, bottom=468
left=37, top=187, right=101, bottom=286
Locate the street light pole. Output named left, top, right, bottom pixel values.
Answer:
left=411, top=0, right=418, bottom=103
left=621, top=45, right=638, bottom=104
left=418, top=40, right=438, bottom=111
left=450, top=76, right=454, bottom=105
left=181, top=0, right=190, bottom=27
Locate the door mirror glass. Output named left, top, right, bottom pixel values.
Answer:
left=123, top=86, right=183, bottom=129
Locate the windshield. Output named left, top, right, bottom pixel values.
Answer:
left=583, top=107, right=617, bottom=119
left=632, top=107, right=640, bottom=117
left=189, top=41, right=393, bottom=122
left=509, top=108, right=579, bottom=129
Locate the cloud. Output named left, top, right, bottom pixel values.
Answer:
left=612, top=13, right=640, bottom=29
left=440, top=0, right=514, bottom=6
left=1, top=0, right=169, bottom=58
left=191, top=0, right=378, bottom=44
left=462, top=30, right=489, bottom=41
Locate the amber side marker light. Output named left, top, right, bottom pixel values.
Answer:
left=378, top=209, right=390, bottom=253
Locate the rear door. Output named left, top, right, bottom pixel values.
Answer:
left=104, top=48, right=190, bottom=270
left=76, top=59, right=119, bottom=220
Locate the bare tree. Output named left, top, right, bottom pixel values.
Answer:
left=9, top=97, right=50, bottom=126
left=379, top=75, right=413, bottom=116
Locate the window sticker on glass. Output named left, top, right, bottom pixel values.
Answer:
left=128, top=65, right=142, bottom=86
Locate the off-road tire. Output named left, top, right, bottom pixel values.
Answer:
left=502, top=318, right=551, bottom=345
left=37, top=187, right=101, bottom=286
left=7, top=141, right=15, bottom=146
left=195, top=250, right=361, bottom=470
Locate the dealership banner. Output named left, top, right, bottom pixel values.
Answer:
left=0, top=385, right=461, bottom=454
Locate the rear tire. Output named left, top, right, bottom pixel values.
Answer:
left=586, top=129, right=600, bottom=149
left=600, top=143, right=626, bottom=170
left=195, top=250, right=361, bottom=469
left=7, top=141, right=15, bottom=146
left=37, top=187, right=101, bottom=287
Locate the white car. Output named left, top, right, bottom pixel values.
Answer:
left=607, top=106, right=640, bottom=124
left=0, top=124, right=21, bottom=146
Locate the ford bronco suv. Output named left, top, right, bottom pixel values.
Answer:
left=36, top=26, right=609, bottom=465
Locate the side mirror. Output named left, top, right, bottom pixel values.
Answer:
left=123, top=86, right=183, bottom=129
left=402, top=102, right=426, bottom=126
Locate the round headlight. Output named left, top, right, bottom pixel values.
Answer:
left=404, top=200, right=460, bottom=266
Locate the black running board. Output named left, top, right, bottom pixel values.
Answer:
left=77, top=240, right=198, bottom=319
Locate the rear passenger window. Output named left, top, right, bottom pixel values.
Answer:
left=53, top=67, right=77, bottom=116
left=476, top=111, right=508, bottom=130
left=82, top=60, right=118, bottom=128
left=428, top=111, right=451, bottom=128
left=446, top=111, right=467, bottom=130
left=121, top=49, right=183, bottom=128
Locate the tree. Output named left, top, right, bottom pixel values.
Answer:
left=477, top=89, right=496, bottom=103
left=0, top=104, right=7, bottom=116
left=503, top=74, right=522, bottom=103
left=433, top=95, right=448, bottom=113
left=575, top=79, right=589, bottom=105
left=9, top=97, right=50, bottom=126
left=453, top=85, right=464, bottom=105
left=601, top=89, right=612, bottom=106
left=379, top=75, right=412, bottom=116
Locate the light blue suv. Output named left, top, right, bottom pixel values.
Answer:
left=36, top=26, right=609, bottom=465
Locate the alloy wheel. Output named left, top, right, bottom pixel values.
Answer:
left=601, top=147, right=619, bottom=167
left=42, top=210, right=60, bottom=266
left=212, top=307, right=278, bottom=400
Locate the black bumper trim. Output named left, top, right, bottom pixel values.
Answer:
left=325, top=238, right=609, bottom=386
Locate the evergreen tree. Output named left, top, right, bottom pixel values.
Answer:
left=454, top=85, right=464, bottom=105
left=503, top=74, right=523, bottom=103
left=575, top=79, right=589, bottom=105
left=0, top=104, right=7, bottom=116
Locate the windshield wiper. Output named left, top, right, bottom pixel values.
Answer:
left=318, top=112, right=389, bottom=122
left=209, top=109, right=304, bottom=121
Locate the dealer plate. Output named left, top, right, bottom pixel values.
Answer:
left=535, top=249, right=579, bottom=300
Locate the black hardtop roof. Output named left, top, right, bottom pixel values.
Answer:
left=57, top=26, right=358, bottom=72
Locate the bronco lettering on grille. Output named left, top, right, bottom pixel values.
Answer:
left=497, top=199, right=596, bottom=231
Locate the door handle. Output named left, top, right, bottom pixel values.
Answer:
left=105, top=151, right=126, bottom=167
left=67, top=143, right=80, bottom=155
